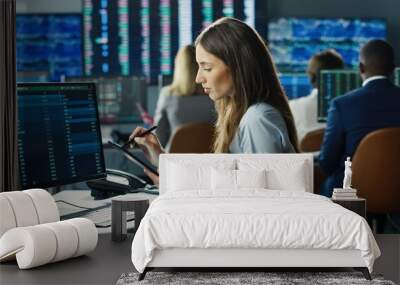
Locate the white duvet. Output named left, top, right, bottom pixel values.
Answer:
left=131, top=190, right=380, bottom=273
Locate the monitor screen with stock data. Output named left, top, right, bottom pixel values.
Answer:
left=17, top=83, right=106, bottom=189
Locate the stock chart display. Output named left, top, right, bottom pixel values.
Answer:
left=268, top=18, right=387, bottom=73
left=83, top=0, right=262, bottom=81
left=279, top=73, right=312, bottom=99
left=16, top=14, right=83, bottom=81
left=17, top=83, right=105, bottom=189
left=318, top=69, right=362, bottom=122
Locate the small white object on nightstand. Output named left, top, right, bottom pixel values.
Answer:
left=343, top=156, right=353, bottom=189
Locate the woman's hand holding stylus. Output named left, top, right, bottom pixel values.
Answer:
left=129, top=127, right=164, bottom=167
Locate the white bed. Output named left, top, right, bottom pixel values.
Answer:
left=131, top=154, right=380, bottom=280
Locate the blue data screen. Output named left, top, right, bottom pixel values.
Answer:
left=16, top=14, right=83, bottom=81
left=269, top=18, right=386, bottom=72
left=279, top=73, right=312, bottom=99
left=17, top=83, right=106, bottom=189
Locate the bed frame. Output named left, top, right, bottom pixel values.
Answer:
left=138, top=248, right=371, bottom=280
left=137, top=154, right=373, bottom=281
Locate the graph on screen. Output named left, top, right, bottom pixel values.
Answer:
left=82, top=0, right=263, bottom=81
left=318, top=69, right=362, bottom=122
left=16, top=14, right=83, bottom=81
left=268, top=18, right=387, bottom=73
left=279, top=73, right=312, bottom=100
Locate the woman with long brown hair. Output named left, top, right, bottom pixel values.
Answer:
left=130, top=17, right=299, bottom=183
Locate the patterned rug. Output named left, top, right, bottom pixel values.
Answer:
left=116, top=271, right=396, bottom=285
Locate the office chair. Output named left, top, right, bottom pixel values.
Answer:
left=169, top=122, right=214, bottom=153
left=352, top=128, right=400, bottom=214
left=300, top=128, right=325, bottom=152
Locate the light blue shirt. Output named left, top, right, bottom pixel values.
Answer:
left=229, top=103, right=295, bottom=153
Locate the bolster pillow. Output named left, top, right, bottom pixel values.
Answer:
left=0, top=189, right=59, bottom=237
left=0, top=218, right=98, bottom=269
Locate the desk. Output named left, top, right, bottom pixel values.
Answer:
left=0, top=233, right=133, bottom=285
left=0, top=190, right=156, bottom=285
left=54, top=190, right=155, bottom=234
left=55, top=190, right=110, bottom=212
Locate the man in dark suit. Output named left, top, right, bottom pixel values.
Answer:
left=319, top=39, right=400, bottom=197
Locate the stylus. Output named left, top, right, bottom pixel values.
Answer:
left=122, top=125, right=158, bottom=148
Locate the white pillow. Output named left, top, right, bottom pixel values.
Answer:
left=211, top=168, right=267, bottom=190
left=211, top=168, right=236, bottom=190
left=167, top=160, right=235, bottom=192
left=168, top=162, right=210, bottom=191
left=238, top=159, right=309, bottom=192
left=267, top=167, right=307, bottom=192
left=236, top=169, right=267, bottom=189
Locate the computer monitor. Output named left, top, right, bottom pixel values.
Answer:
left=268, top=17, right=387, bottom=72
left=394, top=67, right=400, bottom=87
left=279, top=73, right=312, bottom=100
left=17, top=83, right=106, bottom=189
left=318, top=70, right=361, bottom=122
left=16, top=14, right=83, bottom=81
left=65, top=76, right=147, bottom=124
left=81, top=0, right=264, bottom=82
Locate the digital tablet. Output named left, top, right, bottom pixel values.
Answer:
left=107, top=141, right=159, bottom=176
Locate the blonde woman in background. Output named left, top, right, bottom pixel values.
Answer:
left=154, top=45, right=216, bottom=150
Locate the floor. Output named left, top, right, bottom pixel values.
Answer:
left=0, top=233, right=134, bottom=285
left=1, top=233, right=398, bottom=285
left=373, top=234, right=400, bottom=284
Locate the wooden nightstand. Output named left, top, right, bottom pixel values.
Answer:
left=331, top=197, right=366, bottom=219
